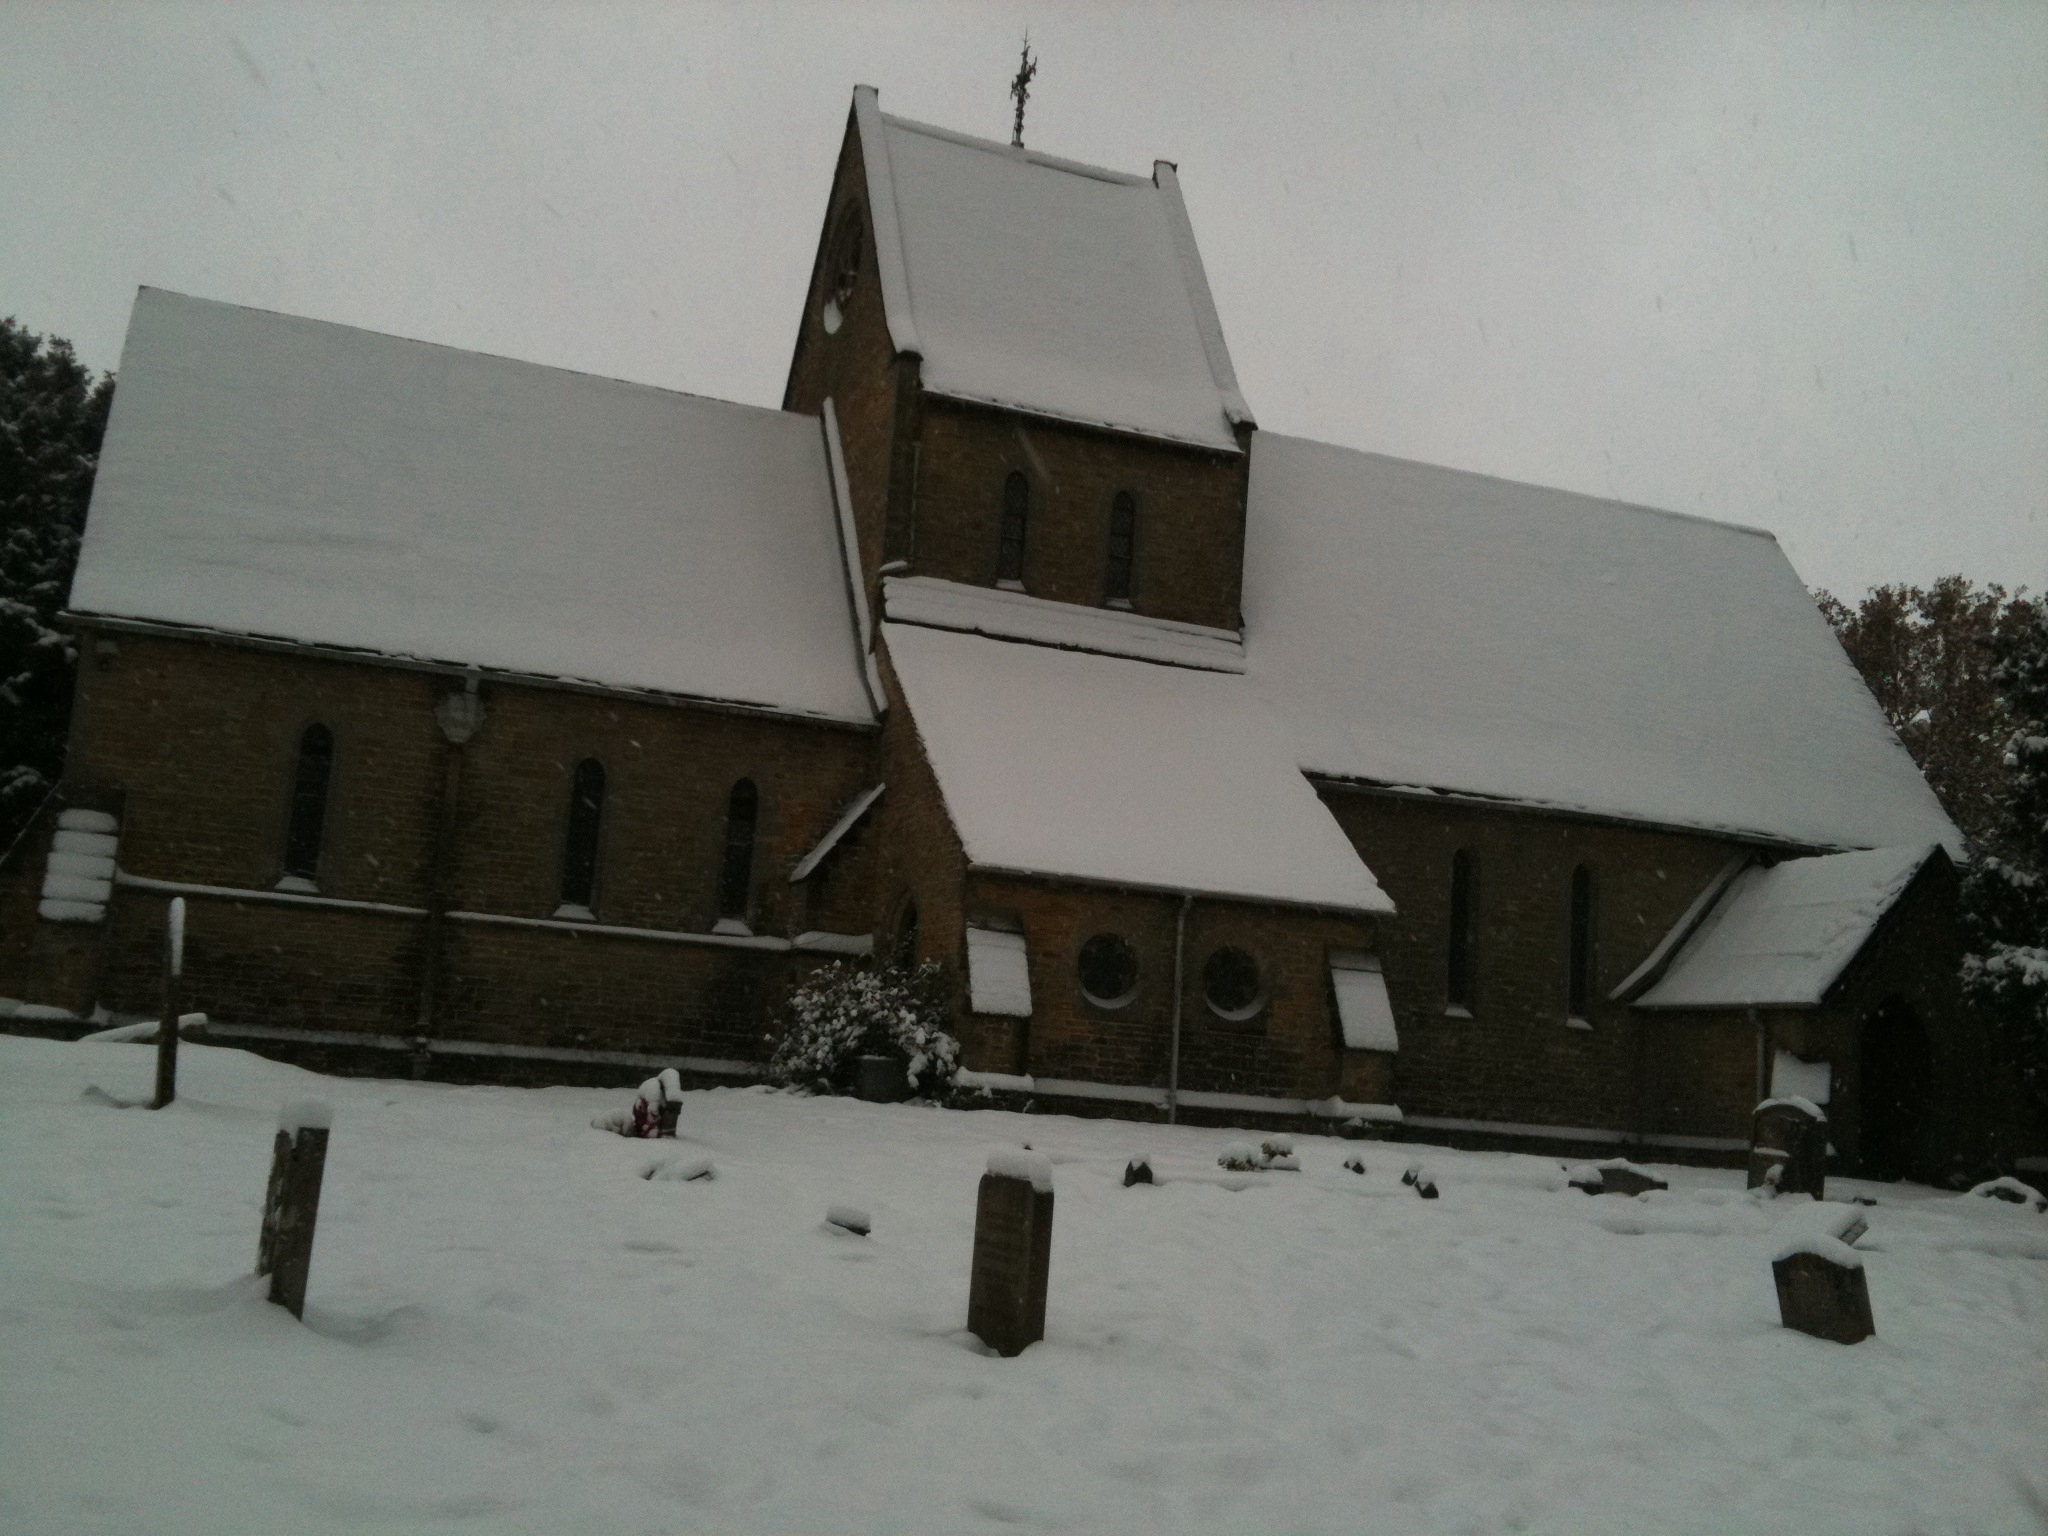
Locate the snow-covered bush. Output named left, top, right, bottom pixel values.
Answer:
left=768, top=960, right=960, bottom=1095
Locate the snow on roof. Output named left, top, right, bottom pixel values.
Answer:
left=883, top=575, right=1245, bottom=672
left=884, top=622, right=1392, bottom=914
left=1242, top=435, right=1961, bottom=854
left=856, top=90, right=1249, bottom=453
left=1633, top=845, right=1940, bottom=1009
left=72, top=289, right=876, bottom=724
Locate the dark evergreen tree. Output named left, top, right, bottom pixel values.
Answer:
left=0, top=318, right=114, bottom=847
left=1960, top=604, right=2048, bottom=1113
left=1815, top=578, right=2040, bottom=857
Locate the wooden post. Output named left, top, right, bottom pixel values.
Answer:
left=257, top=1099, right=333, bottom=1319
left=968, top=1152, right=1053, bottom=1357
left=151, top=897, right=185, bottom=1110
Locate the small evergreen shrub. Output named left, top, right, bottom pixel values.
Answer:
left=769, top=960, right=960, bottom=1095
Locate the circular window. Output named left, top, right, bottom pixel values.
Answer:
left=1203, top=946, right=1264, bottom=1021
left=1077, top=933, right=1138, bottom=1008
left=821, top=206, right=863, bottom=334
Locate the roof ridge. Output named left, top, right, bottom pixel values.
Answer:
left=874, top=108, right=1152, bottom=187
left=1259, top=429, right=1782, bottom=544
left=130, top=286, right=793, bottom=423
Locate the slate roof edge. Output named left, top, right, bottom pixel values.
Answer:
left=852, top=86, right=922, bottom=357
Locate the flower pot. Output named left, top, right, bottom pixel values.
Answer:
left=855, top=1054, right=910, bottom=1103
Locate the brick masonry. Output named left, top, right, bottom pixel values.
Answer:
left=0, top=107, right=2006, bottom=1171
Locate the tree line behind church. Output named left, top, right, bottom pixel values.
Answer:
left=0, top=312, right=2041, bottom=1109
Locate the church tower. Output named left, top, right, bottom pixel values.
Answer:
left=785, top=86, right=1257, bottom=633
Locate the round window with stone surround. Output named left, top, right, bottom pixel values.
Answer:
left=1077, top=933, right=1138, bottom=1009
left=1202, top=946, right=1264, bottom=1021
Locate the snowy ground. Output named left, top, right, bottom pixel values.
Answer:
left=3, top=1036, right=2045, bottom=1536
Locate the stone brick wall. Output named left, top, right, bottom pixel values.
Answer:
left=908, top=398, right=1248, bottom=631
left=1322, top=786, right=1754, bottom=1132
left=961, top=870, right=1380, bottom=1102
left=861, top=640, right=970, bottom=987
left=10, top=630, right=881, bottom=1056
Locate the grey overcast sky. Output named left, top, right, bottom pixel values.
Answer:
left=4, top=1, right=2041, bottom=600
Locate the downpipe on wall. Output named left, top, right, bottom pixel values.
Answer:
left=1169, top=892, right=1191, bottom=1124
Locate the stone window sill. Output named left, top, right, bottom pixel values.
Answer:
left=1443, top=1004, right=1473, bottom=1020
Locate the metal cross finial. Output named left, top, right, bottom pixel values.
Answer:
left=1009, top=37, right=1037, bottom=148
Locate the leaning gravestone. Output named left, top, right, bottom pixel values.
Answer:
left=1748, top=1097, right=1827, bottom=1199
left=1568, top=1159, right=1669, bottom=1197
left=1772, top=1232, right=1874, bottom=1344
left=258, top=1099, right=332, bottom=1319
left=968, top=1149, right=1054, bottom=1357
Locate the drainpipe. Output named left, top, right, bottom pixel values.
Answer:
left=417, top=672, right=484, bottom=1046
left=1168, top=893, right=1192, bottom=1124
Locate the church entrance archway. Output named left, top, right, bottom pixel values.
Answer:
left=1858, top=995, right=1929, bottom=1181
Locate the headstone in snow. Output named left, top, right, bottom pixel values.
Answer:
left=1342, top=1153, right=1367, bottom=1175
left=1122, top=1156, right=1153, bottom=1187
left=257, top=1100, right=332, bottom=1320
left=1772, top=1239, right=1874, bottom=1344
left=1567, top=1159, right=1669, bottom=1197
left=968, top=1151, right=1053, bottom=1358
left=1967, top=1176, right=2046, bottom=1212
left=1749, top=1099, right=1827, bottom=1199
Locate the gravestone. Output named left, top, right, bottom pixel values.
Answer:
left=1569, top=1160, right=1669, bottom=1197
left=1772, top=1242, right=1874, bottom=1344
left=968, top=1151, right=1054, bottom=1357
left=257, top=1100, right=332, bottom=1319
left=1749, top=1099, right=1827, bottom=1198
left=1122, top=1156, right=1152, bottom=1187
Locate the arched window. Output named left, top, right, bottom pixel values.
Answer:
left=893, top=897, right=920, bottom=969
left=718, top=779, right=758, bottom=921
left=281, top=724, right=334, bottom=884
left=1568, top=865, right=1595, bottom=1020
left=996, top=471, right=1029, bottom=585
left=1447, top=849, right=1477, bottom=1013
left=821, top=204, right=863, bottom=334
left=1105, top=491, right=1137, bottom=605
left=559, top=758, right=605, bottom=913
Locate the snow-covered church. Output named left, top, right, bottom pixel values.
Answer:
left=0, top=88, right=2002, bottom=1176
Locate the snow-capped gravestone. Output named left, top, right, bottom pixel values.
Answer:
left=1568, top=1159, right=1669, bottom=1197
left=1748, top=1098, right=1827, bottom=1198
left=968, top=1149, right=1054, bottom=1358
left=1772, top=1231, right=1874, bottom=1345
left=258, top=1099, right=332, bottom=1320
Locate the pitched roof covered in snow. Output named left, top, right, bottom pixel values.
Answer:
left=883, top=622, right=1392, bottom=914
left=883, top=575, right=1246, bottom=673
left=1242, top=435, right=1962, bottom=855
left=853, top=86, right=1251, bottom=453
left=72, top=289, right=877, bottom=724
left=1633, top=845, right=1943, bottom=1009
